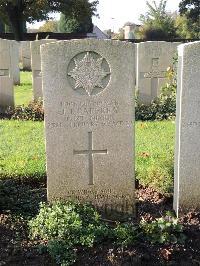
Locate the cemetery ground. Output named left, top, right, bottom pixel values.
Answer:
left=0, top=72, right=199, bottom=265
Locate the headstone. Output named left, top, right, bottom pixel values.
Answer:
left=41, top=39, right=135, bottom=220
left=0, top=39, right=14, bottom=112
left=10, top=40, right=20, bottom=85
left=174, top=41, right=200, bottom=215
left=136, top=41, right=179, bottom=104
left=31, top=39, right=56, bottom=100
left=20, top=41, right=31, bottom=71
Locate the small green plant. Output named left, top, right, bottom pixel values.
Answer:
left=29, top=202, right=186, bottom=265
left=29, top=201, right=108, bottom=265
left=140, top=212, right=186, bottom=244
left=6, top=99, right=44, bottom=121
left=113, top=222, right=141, bottom=247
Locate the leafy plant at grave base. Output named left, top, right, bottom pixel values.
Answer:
left=140, top=211, right=186, bottom=245
left=136, top=55, right=177, bottom=121
left=29, top=201, right=109, bottom=265
left=113, top=222, right=141, bottom=247
left=5, top=99, right=44, bottom=121
left=29, top=201, right=186, bottom=265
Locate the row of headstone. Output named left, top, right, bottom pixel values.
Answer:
left=31, top=39, right=56, bottom=100
left=28, top=40, right=180, bottom=102
left=0, top=38, right=20, bottom=113
left=40, top=39, right=200, bottom=219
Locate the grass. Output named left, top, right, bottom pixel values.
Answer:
left=136, top=121, right=175, bottom=193
left=2, top=71, right=175, bottom=192
left=0, top=120, right=45, bottom=180
left=14, top=71, right=33, bottom=106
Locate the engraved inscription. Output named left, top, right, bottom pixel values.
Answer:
left=0, top=69, right=9, bottom=76
left=74, top=132, right=108, bottom=185
left=68, top=51, right=111, bottom=96
left=47, top=100, right=133, bottom=129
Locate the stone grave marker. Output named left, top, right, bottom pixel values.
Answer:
left=20, top=41, right=31, bottom=71
left=136, top=41, right=179, bottom=104
left=41, top=39, right=135, bottom=219
left=174, top=41, right=200, bottom=215
left=31, top=39, right=56, bottom=100
left=0, top=39, right=14, bottom=113
left=10, top=40, right=20, bottom=85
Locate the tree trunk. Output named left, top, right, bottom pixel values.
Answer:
left=9, top=14, right=24, bottom=41
left=6, top=1, right=24, bottom=41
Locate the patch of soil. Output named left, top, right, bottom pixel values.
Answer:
left=0, top=181, right=200, bottom=266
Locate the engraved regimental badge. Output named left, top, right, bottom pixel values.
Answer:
left=67, top=51, right=111, bottom=96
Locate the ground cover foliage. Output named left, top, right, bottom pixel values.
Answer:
left=0, top=179, right=199, bottom=265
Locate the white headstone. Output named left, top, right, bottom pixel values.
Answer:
left=174, top=41, right=200, bottom=215
left=10, top=40, right=20, bottom=85
left=136, top=41, right=179, bottom=104
left=31, top=39, right=56, bottom=100
left=0, top=39, right=14, bottom=112
left=41, top=39, right=135, bottom=220
left=20, top=41, right=31, bottom=71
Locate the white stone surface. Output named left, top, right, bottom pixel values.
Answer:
left=136, top=41, right=179, bottom=104
left=20, top=41, right=31, bottom=71
left=174, top=41, right=200, bottom=215
left=10, top=40, right=20, bottom=85
left=31, top=39, right=56, bottom=100
left=41, top=39, right=135, bottom=219
left=0, top=39, right=14, bottom=112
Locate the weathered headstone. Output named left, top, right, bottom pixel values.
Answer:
left=0, top=39, right=14, bottom=112
left=31, top=39, right=56, bottom=100
left=10, top=40, right=20, bottom=85
left=136, top=41, right=179, bottom=104
left=174, top=41, right=200, bottom=215
left=41, top=39, right=135, bottom=219
left=20, top=41, right=31, bottom=71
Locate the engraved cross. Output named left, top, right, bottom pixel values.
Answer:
left=141, top=58, right=166, bottom=98
left=73, top=132, right=108, bottom=185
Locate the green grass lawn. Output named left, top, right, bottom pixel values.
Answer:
left=0, top=119, right=175, bottom=193
left=14, top=71, right=33, bottom=106
left=0, top=120, right=45, bottom=180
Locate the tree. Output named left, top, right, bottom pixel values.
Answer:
left=175, top=15, right=200, bottom=38
left=39, top=20, right=58, bottom=32
left=137, top=0, right=177, bottom=39
left=0, top=0, right=98, bottom=41
left=179, top=0, right=200, bottom=24
left=58, top=13, right=93, bottom=33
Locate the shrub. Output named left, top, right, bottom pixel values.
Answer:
left=5, top=99, right=44, bottom=121
left=29, top=202, right=186, bottom=265
left=29, top=201, right=108, bottom=265
left=140, top=212, right=186, bottom=244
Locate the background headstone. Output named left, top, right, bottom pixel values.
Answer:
left=20, top=41, right=31, bottom=71
left=0, top=39, right=14, bottom=113
left=174, top=41, right=200, bottom=215
left=136, top=41, right=179, bottom=104
left=10, top=40, right=20, bottom=85
left=41, top=39, right=135, bottom=220
left=31, top=39, right=56, bottom=100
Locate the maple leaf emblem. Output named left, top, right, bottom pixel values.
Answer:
left=68, top=52, right=110, bottom=96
